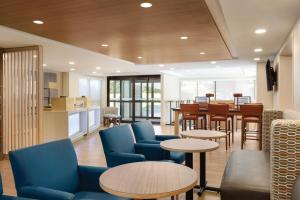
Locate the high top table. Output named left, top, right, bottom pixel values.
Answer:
left=100, top=161, right=198, bottom=200
left=160, top=139, right=219, bottom=196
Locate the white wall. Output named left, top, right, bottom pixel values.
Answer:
left=293, top=19, right=300, bottom=111
left=256, top=62, right=273, bottom=109
left=161, top=74, right=180, bottom=124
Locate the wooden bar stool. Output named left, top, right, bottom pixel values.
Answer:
left=208, top=103, right=231, bottom=150
left=180, top=103, right=200, bottom=131
left=240, top=104, right=263, bottom=150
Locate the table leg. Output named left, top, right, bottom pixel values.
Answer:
left=197, top=152, right=220, bottom=196
left=185, top=153, right=193, bottom=200
left=174, top=110, right=179, bottom=136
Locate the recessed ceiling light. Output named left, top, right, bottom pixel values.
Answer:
left=116, top=70, right=121, bottom=73
left=170, top=68, right=175, bottom=70
left=140, top=2, right=152, bottom=8
left=33, top=55, right=37, bottom=58
left=42, top=63, right=47, bottom=67
left=96, top=66, right=101, bottom=70
left=210, top=61, right=217, bottom=64
left=33, top=20, right=44, bottom=24
left=101, top=44, right=109, bottom=47
left=254, top=57, right=261, bottom=61
left=159, top=64, right=165, bottom=67
left=180, top=36, right=188, bottom=40
left=92, top=71, right=97, bottom=74
left=69, top=61, right=75, bottom=65
left=254, top=48, right=263, bottom=52
left=137, top=56, right=143, bottom=59
left=255, top=29, right=266, bottom=34
left=70, top=68, right=76, bottom=71
left=200, top=52, right=206, bottom=55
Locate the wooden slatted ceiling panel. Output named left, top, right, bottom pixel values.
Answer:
left=0, top=0, right=231, bottom=64
left=1, top=47, right=42, bottom=154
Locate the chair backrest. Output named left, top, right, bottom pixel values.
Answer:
left=103, top=107, right=118, bottom=115
left=180, top=104, right=199, bottom=117
left=0, top=173, right=3, bottom=195
left=9, top=139, right=79, bottom=194
left=100, top=125, right=136, bottom=155
left=195, top=96, right=208, bottom=103
left=208, top=103, right=229, bottom=116
left=240, top=104, right=263, bottom=118
left=197, top=102, right=209, bottom=109
left=237, top=96, right=251, bottom=105
left=131, top=121, right=156, bottom=142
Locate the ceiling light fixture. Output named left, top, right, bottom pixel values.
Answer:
left=101, top=44, right=109, bottom=47
left=96, top=66, right=101, bottom=70
left=70, top=68, right=76, bottom=71
left=180, top=36, right=188, bottom=40
left=200, top=52, right=206, bottom=55
left=137, top=56, right=143, bottom=59
left=116, top=70, right=121, bottom=73
left=254, top=48, right=263, bottom=52
left=33, top=55, right=37, bottom=58
left=254, top=57, right=261, bottom=61
left=159, top=64, right=165, bottom=67
left=140, top=2, right=152, bottom=8
left=255, top=29, right=266, bottom=34
left=42, top=63, right=47, bottom=67
left=170, top=68, right=175, bottom=70
left=210, top=61, right=217, bottom=64
left=33, top=20, right=44, bottom=24
left=92, top=71, right=97, bottom=74
left=69, top=61, right=75, bottom=65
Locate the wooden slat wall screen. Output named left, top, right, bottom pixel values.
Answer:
left=0, top=46, right=43, bottom=156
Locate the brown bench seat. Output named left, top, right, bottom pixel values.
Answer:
left=220, top=150, right=270, bottom=200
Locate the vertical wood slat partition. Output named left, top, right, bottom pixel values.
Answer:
left=0, top=46, right=43, bottom=157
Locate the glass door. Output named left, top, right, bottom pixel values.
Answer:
left=121, top=80, right=133, bottom=121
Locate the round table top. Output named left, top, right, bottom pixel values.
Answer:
left=181, top=130, right=227, bottom=139
left=160, top=138, right=219, bottom=153
left=99, top=161, right=198, bottom=199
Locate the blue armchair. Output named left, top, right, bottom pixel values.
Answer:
left=0, top=173, right=36, bottom=200
left=8, top=139, right=128, bottom=200
left=99, top=124, right=171, bottom=167
left=131, top=121, right=185, bottom=164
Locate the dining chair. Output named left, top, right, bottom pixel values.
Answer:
left=99, top=124, right=171, bottom=167
left=180, top=103, right=200, bottom=131
left=131, top=121, right=185, bottom=164
left=240, top=104, right=263, bottom=150
left=8, top=139, right=127, bottom=200
left=208, top=103, right=231, bottom=150
left=235, top=96, right=252, bottom=132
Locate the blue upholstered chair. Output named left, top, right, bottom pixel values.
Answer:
left=1, top=173, right=36, bottom=200
left=99, top=124, right=171, bottom=167
left=131, top=121, right=185, bottom=164
left=8, top=139, right=128, bottom=200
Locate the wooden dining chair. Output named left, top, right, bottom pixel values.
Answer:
left=197, top=102, right=208, bottom=129
left=180, top=103, right=200, bottom=131
left=240, top=104, right=263, bottom=150
left=208, top=103, right=231, bottom=150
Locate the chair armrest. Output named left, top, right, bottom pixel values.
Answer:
left=18, top=186, right=75, bottom=200
left=134, top=143, right=170, bottom=160
left=107, top=152, right=146, bottom=167
left=78, top=165, right=107, bottom=192
left=138, top=140, right=161, bottom=144
left=155, top=135, right=179, bottom=141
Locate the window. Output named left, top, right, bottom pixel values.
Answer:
left=180, top=79, right=256, bottom=102
left=79, top=78, right=101, bottom=106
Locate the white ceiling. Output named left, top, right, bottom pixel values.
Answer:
left=1, top=0, right=300, bottom=78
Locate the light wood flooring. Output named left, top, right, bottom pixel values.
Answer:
left=0, top=125, right=259, bottom=199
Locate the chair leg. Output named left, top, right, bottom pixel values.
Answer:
left=231, top=117, right=234, bottom=143
left=225, top=121, right=230, bottom=147
left=241, top=121, right=244, bottom=149
left=259, top=122, right=263, bottom=150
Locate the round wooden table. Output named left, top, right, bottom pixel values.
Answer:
left=160, top=139, right=219, bottom=196
left=181, top=130, right=226, bottom=139
left=99, top=161, right=198, bottom=200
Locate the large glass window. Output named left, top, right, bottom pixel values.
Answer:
left=108, top=75, right=161, bottom=123
left=180, top=79, right=256, bottom=102
left=79, top=78, right=101, bottom=106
